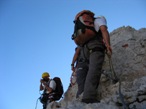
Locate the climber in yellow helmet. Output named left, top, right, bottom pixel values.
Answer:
left=39, top=72, right=56, bottom=109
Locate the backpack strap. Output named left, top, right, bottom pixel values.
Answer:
left=43, top=79, right=54, bottom=94
left=72, top=16, right=96, bottom=40
left=49, top=79, right=57, bottom=92
left=79, top=16, right=96, bottom=34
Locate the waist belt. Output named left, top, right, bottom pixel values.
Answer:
left=88, top=47, right=105, bottom=54
left=78, top=58, right=86, bottom=63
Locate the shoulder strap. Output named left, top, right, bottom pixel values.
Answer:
left=43, top=79, right=53, bottom=93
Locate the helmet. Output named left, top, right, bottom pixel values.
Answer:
left=42, top=72, right=50, bottom=78
left=75, top=10, right=95, bottom=21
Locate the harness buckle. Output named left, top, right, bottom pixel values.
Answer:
left=89, top=50, right=92, bottom=53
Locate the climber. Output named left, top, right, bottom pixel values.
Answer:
left=71, top=47, right=80, bottom=72
left=71, top=10, right=112, bottom=103
left=70, top=47, right=80, bottom=87
left=71, top=46, right=88, bottom=98
left=39, top=72, right=56, bottom=109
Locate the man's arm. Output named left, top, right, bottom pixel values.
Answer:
left=44, top=84, right=53, bottom=93
left=71, top=47, right=80, bottom=71
left=40, top=79, right=53, bottom=93
left=100, top=25, right=112, bottom=55
left=40, top=79, right=44, bottom=91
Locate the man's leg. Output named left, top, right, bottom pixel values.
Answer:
left=76, top=63, right=88, bottom=98
left=82, top=51, right=105, bottom=103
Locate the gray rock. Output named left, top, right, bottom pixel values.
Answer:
left=47, top=26, right=146, bottom=109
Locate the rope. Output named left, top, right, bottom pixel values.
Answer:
left=108, top=57, right=119, bottom=83
left=102, top=70, right=116, bottom=81
left=107, top=54, right=129, bottom=109
left=70, top=71, right=77, bottom=86
left=35, top=98, right=40, bottom=109
left=118, top=78, right=129, bottom=109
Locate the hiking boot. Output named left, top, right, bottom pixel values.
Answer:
left=81, top=99, right=100, bottom=104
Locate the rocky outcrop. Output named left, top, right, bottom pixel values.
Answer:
left=46, top=26, right=146, bottom=109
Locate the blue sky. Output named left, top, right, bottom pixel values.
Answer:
left=0, top=0, right=145, bottom=109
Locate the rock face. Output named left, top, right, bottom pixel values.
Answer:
left=46, top=26, right=146, bottom=109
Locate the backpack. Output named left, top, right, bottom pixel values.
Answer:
left=72, top=11, right=104, bottom=46
left=39, top=77, right=64, bottom=104
left=53, top=77, right=64, bottom=100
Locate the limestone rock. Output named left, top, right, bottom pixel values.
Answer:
left=46, top=26, right=146, bottom=109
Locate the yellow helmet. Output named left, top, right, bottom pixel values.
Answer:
left=42, top=72, right=50, bottom=78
